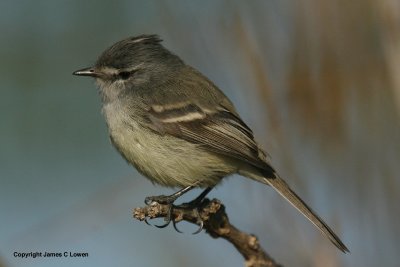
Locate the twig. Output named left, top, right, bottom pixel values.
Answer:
left=133, top=198, right=282, bottom=267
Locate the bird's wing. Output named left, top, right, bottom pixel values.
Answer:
left=144, top=99, right=274, bottom=174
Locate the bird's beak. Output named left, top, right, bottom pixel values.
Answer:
left=72, top=67, right=99, bottom=77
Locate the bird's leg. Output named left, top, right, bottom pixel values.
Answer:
left=179, top=187, right=213, bottom=208
left=144, top=185, right=195, bottom=229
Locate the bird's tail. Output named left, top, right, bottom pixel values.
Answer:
left=241, top=168, right=349, bottom=253
left=265, top=175, right=349, bottom=253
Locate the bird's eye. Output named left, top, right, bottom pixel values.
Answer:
left=118, top=71, right=131, bottom=80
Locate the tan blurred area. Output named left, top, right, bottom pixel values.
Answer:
left=236, top=1, right=399, bottom=266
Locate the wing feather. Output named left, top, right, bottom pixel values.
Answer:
left=147, top=103, right=273, bottom=171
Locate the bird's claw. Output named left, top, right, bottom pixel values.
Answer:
left=191, top=208, right=204, bottom=234
left=154, top=203, right=174, bottom=228
left=154, top=203, right=184, bottom=233
left=172, top=219, right=183, bottom=233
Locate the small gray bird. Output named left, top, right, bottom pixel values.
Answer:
left=73, top=34, right=348, bottom=253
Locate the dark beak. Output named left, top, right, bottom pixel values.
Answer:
left=72, top=67, right=99, bottom=77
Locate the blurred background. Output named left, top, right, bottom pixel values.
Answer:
left=1, top=0, right=399, bottom=266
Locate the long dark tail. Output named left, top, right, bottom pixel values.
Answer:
left=263, top=175, right=349, bottom=253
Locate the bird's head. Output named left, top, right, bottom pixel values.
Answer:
left=73, top=34, right=183, bottom=102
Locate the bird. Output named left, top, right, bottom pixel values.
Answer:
left=73, top=34, right=348, bottom=253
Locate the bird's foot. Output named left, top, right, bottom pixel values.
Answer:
left=143, top=194, right=206, bottom=234
left=144, top=194, right=178, bottom=229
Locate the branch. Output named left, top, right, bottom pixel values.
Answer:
left=133, top=198, right=282, bottom=267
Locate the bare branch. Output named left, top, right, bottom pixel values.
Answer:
left=133, top=198, right=282, bottom=267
